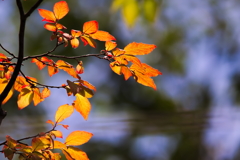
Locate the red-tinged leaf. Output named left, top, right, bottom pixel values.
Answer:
left=17, top=87, right=33, bottom=109
left=81, top=36, right=96, bottom=48
left=105, top=41, right=117, bottom=51
left=83, top=20, right=98, bottom=34
left=71, top=29, right=81, bottom=37
left=56, top=60, right=79, bottom=78
left=41, top=87, right=51, bottom=99
left=0, top=79, right=14, bottom=105
left=121, top=66, right=133, bottom=80
left=53, top=1, right=69, bottom=20
left=66, top=146, right=89, bottom=160
left=44, top=23, right=57, bottom=32
left=33, top=88, right=43, bottom=106
left=55, top=104, right=74, bottom=123
left=73, top=93, right=91, bottom=120
left=41, top=57, right=53, bottom=63
left=76, top=61, right=84, bottom=74
left=38, top=9, right=56, bottom=22
left=65, top=130, right=93, bottom=146
left=61, top=149, right=74, bottom=160
left=46, top=120, right=55, bottom=126
left=80, top=80, right=96, bottom=92
left=53, top=140, right=66, bottom=149
left=110, top=62, right=122, bottom=75
left=61, top=124, right=69, bottom=130
left=91, top=30, right=116, bottom=41
left=31, top=58, right=46, bottom=70
left=0, top=53, right=7, bottom=59
left=48, top=65, right=59, bottom=77
left=124, top=42, right=156, bottom=55
left=14, top=76, right=27, bottom=92
left=32, top=137, right=51, bottom=151
left=51, top=131, right=63, bottom=138
left=70, top=38, right=80, bottom=49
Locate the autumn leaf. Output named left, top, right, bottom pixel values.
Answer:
left=65, top=146, right=89, bottom=160
left=41, top=87, right=51, bottom=99
left=17, top=87, right=34, bottom=109
left=53, top=140, right=66, bottom=149
left=61, top=149, right=75, bottom=160
left=56, top=60, right=79, bottom=79
left=51, top=130, right=63, bottom=138
left=65, top=130, right=93, bottom=146
left=73, top=93, right=91, bottom=120
left=55, top=104, right=74, bottom=123
left=32, top=88, right=43, bottom=106
left=76, top=61, right=84, bottom=74
left=38, top=1, right=69, bottom=22
left=124, top=42, right=156, bottom=55
left=105, top=41, right=117, bottom=51
left=32, top=137, right=51, bottom=151
left=6, top=136, right=17, bottom=149
left=46, top=120, right=55, bottom=126
left=31, top=58, right=46, bottom=70
left=0, top=78, right=14, bottom=105
left=91, top=30, right=116, bottom=41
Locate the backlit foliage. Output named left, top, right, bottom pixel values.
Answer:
left=0, top=1, right=161, bottom=159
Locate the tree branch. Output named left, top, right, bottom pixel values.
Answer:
left=0, top=0, right=44, bottom=125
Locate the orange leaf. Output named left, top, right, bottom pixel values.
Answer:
left=76, top=61, right=84, bottom=74
left=70, top=38, right=80, bottom=49
left=56, top=60, right=79, bottom=79
left=53, top=140, right=66, bottom=149
left=121, top=66, right=133, bottom=80
left=53, top=1, right=69, bottom=20
left=38, top=9, right=56, bottom=23
left=48, top=65, right=59, bottom=77
left=79, top=80, right=96, bottom=92
left=6, top=136, right=17, bottom=149
left=17, top=87, right=33, bottom=109
left=61, top=124, right=69, bottom=130
left=71, top=29, right=81, bottom=37
left=105, top=41, right=117, bottom=51
left=32, top=137, right=51, bottom=151
left=0, top=79, right=14, bottom=105
left=31, top=58, right=46, bottom=70
left=91, top=30, right=116, bottom=41
left=66, top=146, right=89, bottom=160
left=130, top=63, right=162, bottom=77
left=80, top=36, right=96, bottom=48
left=46, top=120, right=55, bottom=126
left=55, top=104, right=74, bottom=123
left=73, top=93, right=91, bottom=120
left=51, top=130, right=63, bottom=138
left=33, top=88, right=43, bottom=106
left=41, top=87, right=51, bottom=99
left=65, top=130, right=93, bottom=146
left=44, top=23, right=58, bottom=32
left=83, top=20, right=98, bottom=34
left=124, top=42, right=156, bottom=55
left=134, top=71, right=157, bottom=90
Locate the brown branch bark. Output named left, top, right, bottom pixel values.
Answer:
left=0, top=0, right=44, bottom=125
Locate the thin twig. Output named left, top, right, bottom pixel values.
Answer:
left=0, top=44, right=17, bottom=59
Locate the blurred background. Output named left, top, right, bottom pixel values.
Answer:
left=1, top=0, right=240, bottom=159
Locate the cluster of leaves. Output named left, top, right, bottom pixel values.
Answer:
left=1, top=105, right=92, bottom=160
left=0, top=1, right=161, bottom=160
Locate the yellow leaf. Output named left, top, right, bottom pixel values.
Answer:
left=53, top=140, right=67, bottom=149
left=110, top=62, right=122, bottom=75
left=122, top=0, right=139, bottom=27
left=74, top=93, right=91, bottom=120
left=66, top=146, right=89, bottom=160
left=65, top=130, right=93, bottom=146
left=32, top=137, right=51, bottom=151
left=61, top=149, right=74, bottom=160
left=17, top=87, right=33, bottom=109
left=143, top=0, right=158, bottom=22
left=0, top=78, right=14, bottom=105
left=55, top=104, right=74, bottom=123
left=51, top=130, right=63, bottom=138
